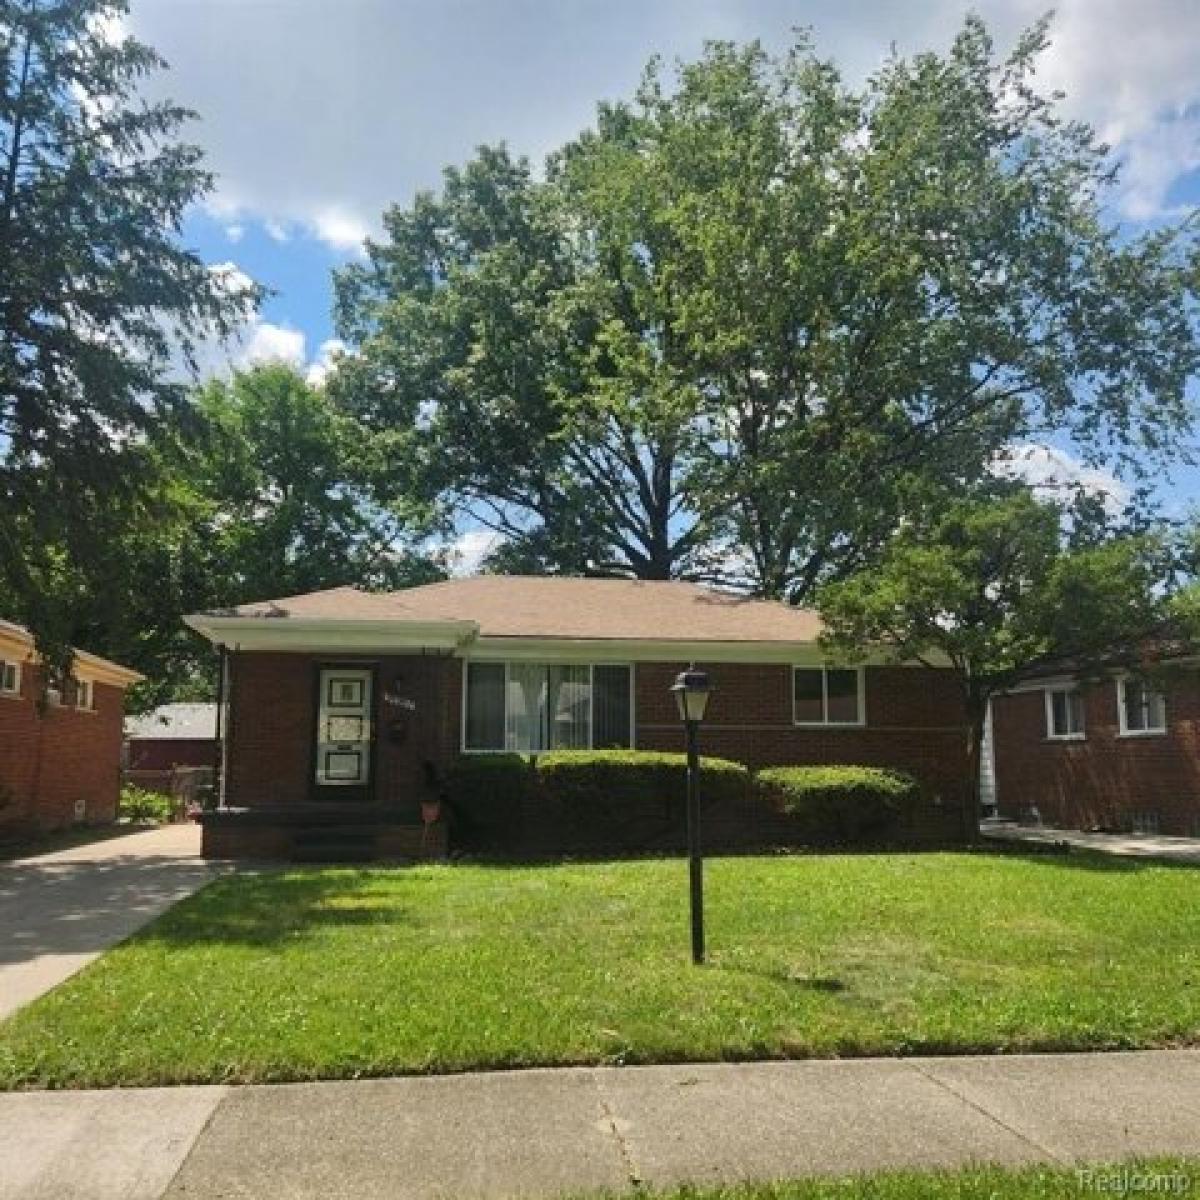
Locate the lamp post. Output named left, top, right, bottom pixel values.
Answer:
left=671, top=664, right=712, bottom=965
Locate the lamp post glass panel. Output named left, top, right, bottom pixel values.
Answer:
left=671, top=665, right=712, bottom=965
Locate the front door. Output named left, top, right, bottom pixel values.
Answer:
left=315, top=667, right=374, bottom=801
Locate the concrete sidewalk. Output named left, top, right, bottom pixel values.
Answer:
left=982, top=821, right=1200, bottom=864
left=0, top=824, right=224, bottom=1019
left=4, top=1049, right=1200, bottom=1199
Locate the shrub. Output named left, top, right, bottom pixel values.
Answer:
left=536, top=750, right=752, bottom=850
left=443, top=755, right=536, bottom=852
left=444, top=750, right=755, bottom=855
left=118, top=784, right=174, bottom=824
left=757, top=765, right=920, bottom=844
left=536, top=749, right=751, bottom=808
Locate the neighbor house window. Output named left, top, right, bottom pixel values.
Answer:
left=1118, top=678, right=1166, bottom=736
left=463, top=662, right=633, bottom=752
left=1045, top=687, right=1085, bottom=740
left=0, top=659, right=19, bottom=697
left=793, top=667, right=864, bottom=726
left=74, top=678, right=94, bottom=711
left=45, top=670, right=63, bottom=706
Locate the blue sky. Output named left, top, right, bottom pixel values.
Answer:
left=119, top=0, right=1200, bottom=541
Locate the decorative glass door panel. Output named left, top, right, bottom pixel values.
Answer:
left=316, top=668, right=373, bottom=787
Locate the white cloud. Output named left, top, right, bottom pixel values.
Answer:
left=1011, top=0, right=1200, bottom=219
left=125, top=1, right=1198, bottom=248
left=237, top=322, right=306, bottom=369
left=305, top=338, right=348, bottom=387
left=177, top=263, right=317, bottom=379
left=448, top=528, right=504, bottom=576
left=263, top=218, right=290, bottom=243
left=223, top=223, right=245, bottom=243
left=310, top=209, right=370, bottom=254
left=992, top=443, right=1130, bottom=514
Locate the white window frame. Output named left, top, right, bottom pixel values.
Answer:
left=460, top=660, right=635, bottom=753
left=1117, top=676, right=1167, bottom=738
left=75, top=677, right=94, bottom=711
left=1044, top=686, right=1085, bottom=741
left=792, top=665, right=867, bottom=728
left=0, top=658, right=20, bottom=698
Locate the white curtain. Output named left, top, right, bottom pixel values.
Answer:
left=505, top=664, right=590, bottom=751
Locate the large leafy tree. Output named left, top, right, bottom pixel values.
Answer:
left=0, top=0, right=255, bottom=671
left=189, top=364, right=440, bottom=604
left=335, top=17, right=1198, bottom=592
left=331, top=145, right=685, bottom=577
left=817, top=484, right=1169, bottom=833
left=62, top=363, right=444, bottom=707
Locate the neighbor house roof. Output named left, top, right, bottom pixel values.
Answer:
left=125, top=703, right=218, bottom=741
left=0, top=618, right=144, bottom=687
left=188, top=577, right=825, bottom=647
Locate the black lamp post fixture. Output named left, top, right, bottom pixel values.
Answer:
left=671, top=664, right=712, bottom=965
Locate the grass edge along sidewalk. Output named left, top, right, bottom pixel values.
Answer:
left=570, top=1159, right=1200, bottom=1199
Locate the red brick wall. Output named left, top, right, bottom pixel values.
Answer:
left=225, top=653, right=315, bottom=808
left=992, top=675, right=1200, bottom=835
left=126, top=738, right=217, bottom=771
left=374, top=654, right=459, bottom=817
left=635, top=663, right=968, bottom=804
left=0, top=664, right=126, bottom=839
left=223, top=654, right=967, bottom=816
left=224, top=652, right=459, bottom=811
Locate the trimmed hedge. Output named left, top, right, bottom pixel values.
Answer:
left=757, top=765, right=920, bottom=844
left=443, top=754, right=534, bottom=852
left=536, top=749, right=751, bottom=806
left=444, top=750, right=753, bottom=855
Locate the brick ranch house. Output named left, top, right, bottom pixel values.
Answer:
left=991, top=661, right=1200, bottom=836
left=184, top=576, right=973, bottom=860
left=0, top=618, right=143, bottom=840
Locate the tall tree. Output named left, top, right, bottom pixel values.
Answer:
left=817, top=484, right=1169, bottom=834
left=568, top=21, right=1199, bottom=596
left=0, top=0, right=255, bottom=672
left=48, top=363, right=445, bottom=708
left=190, top=363, right=441, bottom=604
left=335, top=18, right=1199, bottom=593
left=331, top=144, right=697, bottom=578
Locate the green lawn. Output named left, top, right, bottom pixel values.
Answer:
left=2, top=852, right=1199, bottom=1088
left=576, top=1159, right=1200, bottom=1199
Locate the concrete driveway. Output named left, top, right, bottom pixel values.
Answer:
left=0, top=824, right=222, bottom=1020
left=983, top=821, right=1200, bottom=864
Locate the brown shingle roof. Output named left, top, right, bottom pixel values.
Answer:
left=212, top=577, right=823, bottom=644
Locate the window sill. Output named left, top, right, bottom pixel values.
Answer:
left=1045, top=734, right=1086, bottom=743
left=793, top=721, right=867, bottom=729
left=1117, top=729, right=1167, bottom=739
left=0, top=691, right=23, bottom=702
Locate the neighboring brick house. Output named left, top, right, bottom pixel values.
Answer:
left=185, top=577, right=971, bottom=860
left=0, top=619, right=143, bottom=841
left=125, top=703, right=218, bottom=771
left=991, top=665, right=1200, bottom=835
left=124, top=702, right=219, bottom=799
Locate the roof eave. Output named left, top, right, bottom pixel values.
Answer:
left=183, top=614, right=480, bottom=652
